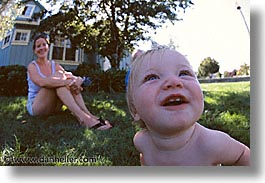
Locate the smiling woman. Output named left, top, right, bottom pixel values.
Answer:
left=26, top=33, right=112, bottom=130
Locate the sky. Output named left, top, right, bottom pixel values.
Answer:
left=136, top=0, right=250, bottom=73
left=40, top=0, right=250, bottom=73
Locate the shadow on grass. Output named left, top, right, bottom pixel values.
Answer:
left=0, top=87, right=250, bottom=166
left=0, top=93, right=140, bottom=166
left=201, top=90, right=250, bottom=147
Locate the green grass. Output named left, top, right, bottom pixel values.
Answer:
left=0, top=82, right=250, bottom=166
left=200, top=82, right=250, bottom=146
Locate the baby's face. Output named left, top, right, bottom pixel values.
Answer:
left=131, top=49, right=204, bottom=136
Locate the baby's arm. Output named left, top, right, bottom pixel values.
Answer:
left=213, top=131, right=250, bottom=166
left=233, top=145, right=250, bottom=166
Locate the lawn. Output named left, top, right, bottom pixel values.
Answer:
left=0, top=81, right=250, bottom=166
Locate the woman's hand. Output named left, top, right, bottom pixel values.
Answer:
left=74, top=77, right=84, bottom=88
left=60, top=71, right=83, bottom=95
left=64, top=71, right=74, bottom=79
left=67, top=77, right=84, bottom=95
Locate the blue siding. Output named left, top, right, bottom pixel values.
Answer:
left=0, top=32, right=37, bottom=67
left=9, top=42, right=35, bottom=67
left=0, top=46, right=12, bottom=66
left=0, top=0, right=44, bottom=67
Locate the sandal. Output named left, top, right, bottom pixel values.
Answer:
left=90, top=117, right=112, bottom=130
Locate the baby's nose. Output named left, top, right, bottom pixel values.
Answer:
left=162, top=76, right=183, bottom=90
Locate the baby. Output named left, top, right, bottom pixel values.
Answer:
left=126, top=47, right=250, bottom=166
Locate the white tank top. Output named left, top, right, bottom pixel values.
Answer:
left=27, top=60, right=56, bottom=100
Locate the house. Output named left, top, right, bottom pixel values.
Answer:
left=1, top=0, right=45, bottom=67
left=0, top=0, right=91, bottom=71
left=0, top=0, right=131, bottom=71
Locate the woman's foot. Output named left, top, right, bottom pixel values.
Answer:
left=89, top=117, right=112, bottom=130
left=78, top=114, right=112, bottom=130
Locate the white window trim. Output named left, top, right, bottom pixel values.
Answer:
left=1, top=31, right=12, bottom=49
left=12, top=29, right=31, bottom=46
left=19, top=4, right=36, bottom=19
left=49, top=36, right=83, bottom=64
left=14, top=19, right=41, bottom=26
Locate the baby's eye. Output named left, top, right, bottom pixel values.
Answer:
left=144, top=74, right=159, bottom=82
left=179, top=70, right=194, bottom=77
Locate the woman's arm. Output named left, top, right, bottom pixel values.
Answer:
left=56, top=64, right=84, bottom=94
left=28, top=63, right=72, bottom=88
left=56, top=64, right=84, bottom=88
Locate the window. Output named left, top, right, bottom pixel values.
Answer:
left=12, top=30, right=31, bottom=45
left=1, top=32, right=12, bottom=49
left=51, top=36, right=76, bottom=61
left=15, top=32, right=28, bottom=41
left=20, top=4, right=35, bottom=18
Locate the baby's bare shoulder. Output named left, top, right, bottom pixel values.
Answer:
left=133, top=129, right=150, bottom=152
left=134, top=129, right=149, bottom=143
left=197, top=124, right=233, bottom=151
left=196, top=124, right=246, bottom=162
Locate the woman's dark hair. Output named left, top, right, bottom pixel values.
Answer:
left=33, top=33, right=50, bottom=50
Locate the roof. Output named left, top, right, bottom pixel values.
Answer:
left=21, top=0, right=46, bottom=11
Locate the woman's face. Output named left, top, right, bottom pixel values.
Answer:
left=131, top=49, right=204, bottom=136
left=34, top=38, right=49, bottom=59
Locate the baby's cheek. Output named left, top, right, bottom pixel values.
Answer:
left=192, top=85, right=204, bottom=105
left=197, top=90, right=205, bottom=113
left=133, top=94, right=144, bottom=111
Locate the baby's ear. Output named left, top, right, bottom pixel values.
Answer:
left=129, top=104, right=140, bottom=121
left=133, top=113, right=141, bottom=121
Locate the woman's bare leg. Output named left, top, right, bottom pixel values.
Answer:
left=71, top=93, right=95, bottom=116
left=71, top=92, right=112, bottom=129
left=32, top=71, right=111, bottom=129
left=32, top=88, right=60, bottom=116
left=52, top=71, right=94, bottom=116
left=56, top=87, right=111, bottom=130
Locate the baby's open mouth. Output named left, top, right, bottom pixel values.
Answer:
left=161, top=95, right=188, bottom=106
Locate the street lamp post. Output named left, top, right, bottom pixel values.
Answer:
left=236, top=2, right=250, bottom=36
